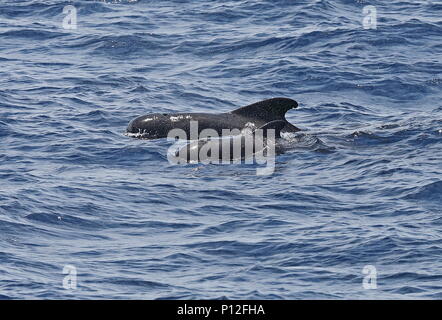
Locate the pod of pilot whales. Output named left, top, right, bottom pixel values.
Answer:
left=126, top=98, right=300, bottom=162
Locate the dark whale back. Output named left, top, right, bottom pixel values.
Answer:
left=127, top=98, right=299, bottom=140
left=253, top=120, right=287, bottom=139
left=176, top=120, right=288, bottom=162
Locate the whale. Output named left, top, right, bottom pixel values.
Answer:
left=174, top=120, right=286, bottom=163
left=126, top=97, right=300, bottom=140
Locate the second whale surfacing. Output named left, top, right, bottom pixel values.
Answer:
left=126, top=97, right=300, bottom=139
left=174, top=120, right=287, bottom=163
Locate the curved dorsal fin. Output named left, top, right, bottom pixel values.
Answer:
left=231, top=97, right=298, bottom=120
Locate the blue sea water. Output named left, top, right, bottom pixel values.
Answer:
left=0, top=0, right=441, bottom=299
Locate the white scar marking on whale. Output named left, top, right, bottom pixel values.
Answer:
left=143, top=115, right=161, bottom=122
left=170, top=115, right=192, bottom=122
left=170, top=116, right=183, bottom=122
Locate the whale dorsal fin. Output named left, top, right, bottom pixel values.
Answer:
left=231, top=98, right=298, bottom=121
left=254, top=120, right=286, bottom=138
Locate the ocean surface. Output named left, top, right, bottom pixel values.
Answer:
left=0, top=0, right=441, bottom=299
